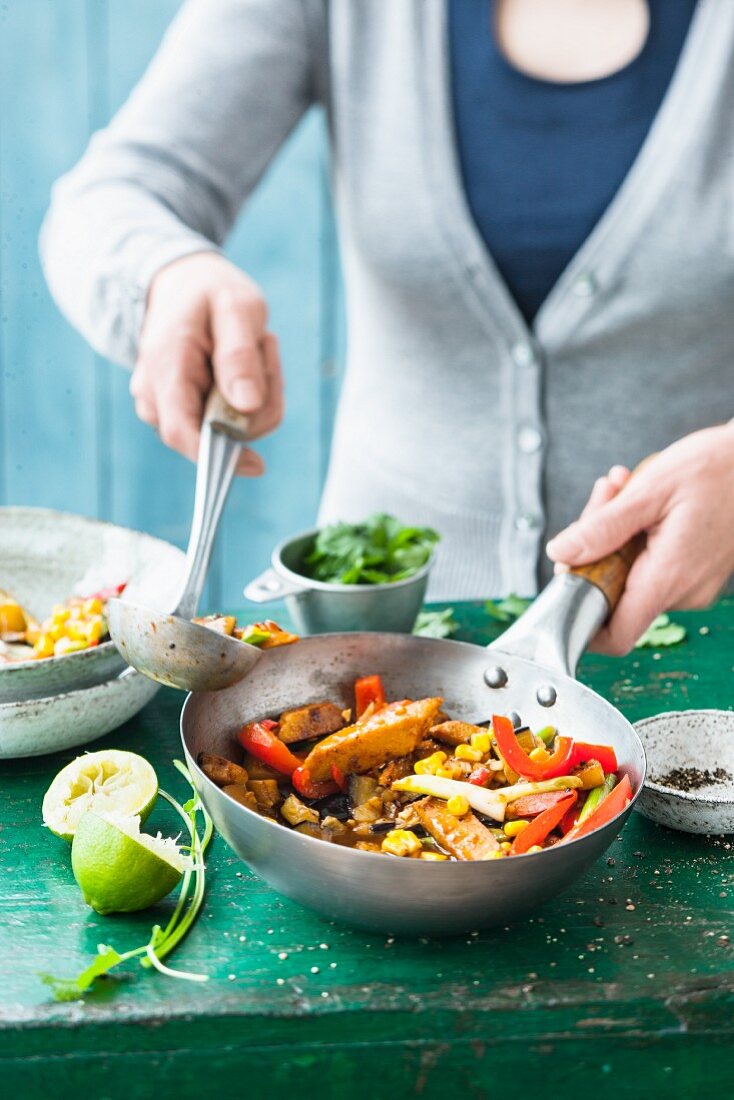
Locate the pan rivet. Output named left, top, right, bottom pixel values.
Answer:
left=485, top=666, right=508, bottom=689
left=537, top=684, right=557, bottom=707
left=509, top=711, right=522, bottom=729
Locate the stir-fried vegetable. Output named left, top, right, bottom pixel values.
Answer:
left=354, top=674, right=386, bottom=718
left=200, top=675, right=631, bottom=862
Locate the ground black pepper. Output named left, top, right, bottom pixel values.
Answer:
left=655, top=765, right=732, bottom=792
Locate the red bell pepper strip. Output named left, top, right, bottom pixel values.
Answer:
left=559, top=799, right=583, bottom=836
left=571, top=741, right=618, bottom=773
left=508, top=789, right=573, bottom=818
left=354, top=674, right=387, bottom=718
left=492, top=714, right=575, bottom=780
left=238, top=721, right=301, bottom=776
left=512, top=791, right=578, bottom=854
left=292, top=766, right=339, bottom=800
left=563, top=775, right=632, bottom=843
left=330, top=764, right=348, bottom=792
left=468, top=765, right=493, bottom=787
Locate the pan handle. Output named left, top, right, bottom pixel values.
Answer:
left=566, top=455, right=654, bottom=611
left=490, top=460, right=651, bottom=676
left=567, top=532, right=646, bottom=613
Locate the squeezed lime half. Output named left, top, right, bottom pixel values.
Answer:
left=42, top=749, right=159, bottom=841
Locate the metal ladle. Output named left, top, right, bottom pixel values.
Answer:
left=108, top=389, right=264, bottom=692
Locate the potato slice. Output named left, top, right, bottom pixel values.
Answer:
left=248, top=779, right=281, bottom=811
left=198, top=752, right=249, bottom=788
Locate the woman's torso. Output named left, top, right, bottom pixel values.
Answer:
left=315, top=0, right=734, bottom=599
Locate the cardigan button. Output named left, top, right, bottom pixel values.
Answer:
left=517, top=426, right=542, bottom=454
left=511, top=342, right=536, bottom=367
left=572, top=272, right=598, bottom=297
left=515, top=512, right=541, bottom=532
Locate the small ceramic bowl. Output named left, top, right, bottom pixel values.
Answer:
left=243, top=527, right=435, bottom=635
left=634, top=710, right=734, bottom=834
left=0, top=667, right=159, bottom=759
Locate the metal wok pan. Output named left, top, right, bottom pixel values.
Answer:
left=181, top=546, right=646, bottom=935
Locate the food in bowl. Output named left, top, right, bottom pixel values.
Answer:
left=0, top=583, right=125, bottom=662
left=199, top=674, right=631, bottom=859
left=191, top=615, right=297, bottom=649
left=1, top=567, right=298, bottom=667
left=298, top=513, right=439, bottom=585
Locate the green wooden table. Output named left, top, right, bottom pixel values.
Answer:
left=2, top=602, right=734, bottom=1099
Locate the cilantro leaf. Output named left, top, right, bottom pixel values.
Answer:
left=412, top=608, right=458, bottom=639
left=40, top=944, right=126, bottom=1002
left=634, top=614, right=687, bottom=649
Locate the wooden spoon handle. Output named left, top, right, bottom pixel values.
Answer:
left=568, top=457, right=655, bottom=614
left=203, top=386, right=252, bottom=442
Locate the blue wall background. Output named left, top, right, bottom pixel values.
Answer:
left=0, top=0, right=344, bottom=609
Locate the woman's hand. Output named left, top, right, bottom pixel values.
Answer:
left=130, top=252, right=284, bottom=475
left=546, top=424, right=734, bottom=655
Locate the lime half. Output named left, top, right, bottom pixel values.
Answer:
left=42, top=749, right=159, bottom=841
left=71, top=810, right=185, bottom=914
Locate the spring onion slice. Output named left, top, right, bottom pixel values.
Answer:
left=392, top=775, right=507, bottom=821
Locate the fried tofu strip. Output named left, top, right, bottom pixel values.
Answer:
left=302, top=697, right=443, bottom=781
left=430, top=720, right=489, bottom=747
left=278, top=701, right=345, bottom=745
left=414, top=797, right=500, bottom=861
left=199, top=752, right=249, bottom=787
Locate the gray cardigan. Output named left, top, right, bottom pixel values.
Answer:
left=40, top=0, right=734, bottom=599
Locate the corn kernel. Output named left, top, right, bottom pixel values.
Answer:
left=483, top=850, right=506, bottom=860
left=500, top=842, right=512, bottom=853
left=436, top=766, right=457, bottom=780
left=420, top=851, right=449, bottom=861
left=455, top=744, right=483, bottom=762
left=54, top=637, right=87, bottom=656
left=527, top=845, right=544, bottom=854
left=470, top=731, right=491, bottom=755
left=415, top=751, right=447, bottom=775
left=446, top=795, right=470, bottom=817
left=503, top=819, right=530, bottom=838
left=529, top=746, right=550, bottom=764
left=33, top=634, right=55, bottom=659
left=381, top=829, right=423, bottom=857
left=83, top=597, right=104, bottom=616
left=51, top=605, right=70, bottom=624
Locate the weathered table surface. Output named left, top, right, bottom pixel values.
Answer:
left=2, top=601, right=733, bottom=1099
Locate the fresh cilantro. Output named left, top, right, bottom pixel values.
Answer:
left=634, top=614, right=687, bottom=649
left=302, top=514, right=439, bottom=585
left=40, top=762, right=213, bottom=1002
left=412, top=608, right=458, bottom=639
left=41, top=944, right=126, bottom=1001
left=484, top=594, right=532, bottom=623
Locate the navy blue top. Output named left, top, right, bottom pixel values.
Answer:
left=449, top=1, right=697, bottom=323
